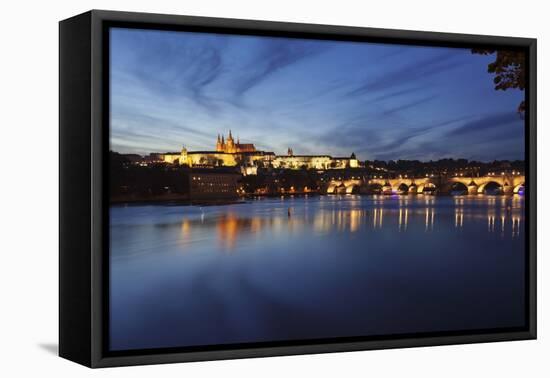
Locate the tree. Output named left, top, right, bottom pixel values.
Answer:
left=472, top=49, right=526, bottom=115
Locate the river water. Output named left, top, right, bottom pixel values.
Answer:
left=109, top=194, right=526, bottom=351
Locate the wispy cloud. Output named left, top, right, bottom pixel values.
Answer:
left=112, top=30, right=229, bottom=114
left=381, top=95, right=437, bottom=116
left=447, top=112, right=521, bottom=137
left=353, top=115, right=472, bottom=159
left=230, top=39, right=328, bottom=96
left=347, top=51, right=464, bottom=96
left=364, top=86, right=423, bottom=105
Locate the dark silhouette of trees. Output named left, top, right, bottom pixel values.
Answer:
left=365, top=158, right=524, bottom=178
left=110, top=151, right=190, bottom=199
left=472, top=49, right=526, bottom=115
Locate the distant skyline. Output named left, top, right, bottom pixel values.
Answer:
left=110, top=27, right=525, bottom=161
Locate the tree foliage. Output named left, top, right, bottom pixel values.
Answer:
left=472, top=49, right=526, bottom=115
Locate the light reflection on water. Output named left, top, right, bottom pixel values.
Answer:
left=149, top=194, right=525, bottom=252
left=109, top=194, right=526, bottom=351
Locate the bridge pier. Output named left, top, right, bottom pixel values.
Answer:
left=503, top=183, right=514, bottom=195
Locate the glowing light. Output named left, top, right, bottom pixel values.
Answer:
left=512, top=216, right=521, bottom=237
left=455, top=208, right=464, bottom=228
left=398, top=207, right=408, bottom=232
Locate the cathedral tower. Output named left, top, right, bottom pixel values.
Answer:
left=216, top=134, right=223, bottom=152
left=216, top=130, right=257, bottom=153
left=226, top=130, right=235, bottom=153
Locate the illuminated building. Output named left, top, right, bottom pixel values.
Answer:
left=189, top=168, right=241, bottom=200
left=216, top=130, right=256, bottom=153
left=158, top=131, right=360, bottom=172
left=272, top=149, right=358, bottom=170
left=161, top=147, right=237, bottom=167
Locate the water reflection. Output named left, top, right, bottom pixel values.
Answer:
left=455, top=209, right=464, bottom=228
left=398, top=208, right=408, bottom=232
left=512, top=216, right=521, bottom=238
left=373, top=208, right=383, bottom=229
left=172, top=195, right=524, bottom=252
left=425, top=208, right=435, bottom=232
left=110, top=194, right=526, bottom=350
left=488, top=209, right=496, bottom=232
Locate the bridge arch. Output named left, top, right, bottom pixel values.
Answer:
left=450, top=182, right=468, bottom=195
left=513, top=182, right=525, bottom=194
left=368, top=183, right=383, bottom=194
left=345, top=184, right=360, bottom=194
left=477, top=181, right=503, bottom=194
left=397, top=183, right=409, bottom=194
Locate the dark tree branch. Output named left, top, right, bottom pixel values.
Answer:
left=472, top=49, right=526, bottom=116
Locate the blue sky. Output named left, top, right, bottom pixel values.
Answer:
left=110, top=27, right=525, bottom=161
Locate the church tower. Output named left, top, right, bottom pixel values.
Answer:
left=180, top=146, right=188, bottom=166
left=216, top=134, right=223, bottom=152
left=226, top=130, right=235, bottom=153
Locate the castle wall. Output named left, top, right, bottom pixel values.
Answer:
left=161, top=154, right=181, bottom=164
left=187, top=152, right=237, bottom=167
left=272, top=156, right=332, bottom=169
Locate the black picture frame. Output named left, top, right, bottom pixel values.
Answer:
left=59, top=9, right=537, bottom=368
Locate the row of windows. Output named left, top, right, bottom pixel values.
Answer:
left=192, top=182, right=235, bottom=188
left=191, top=187, right=237, bottom=193
left=191, top=175, right=239, bottom=183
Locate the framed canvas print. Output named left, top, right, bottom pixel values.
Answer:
left=59, top=10, right=537, bottom=368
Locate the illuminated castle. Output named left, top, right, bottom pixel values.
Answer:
left=158, top=130, right=359, bottom=172
left=216, top=130, right=256, bottom=153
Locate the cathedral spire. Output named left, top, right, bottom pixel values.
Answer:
left=216, top=134, right=223, bottom=152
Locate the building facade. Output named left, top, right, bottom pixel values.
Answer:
left=189, top=169, right=241, bottom=200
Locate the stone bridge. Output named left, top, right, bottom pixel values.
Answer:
left=326, top=174, right=525, bottom=195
